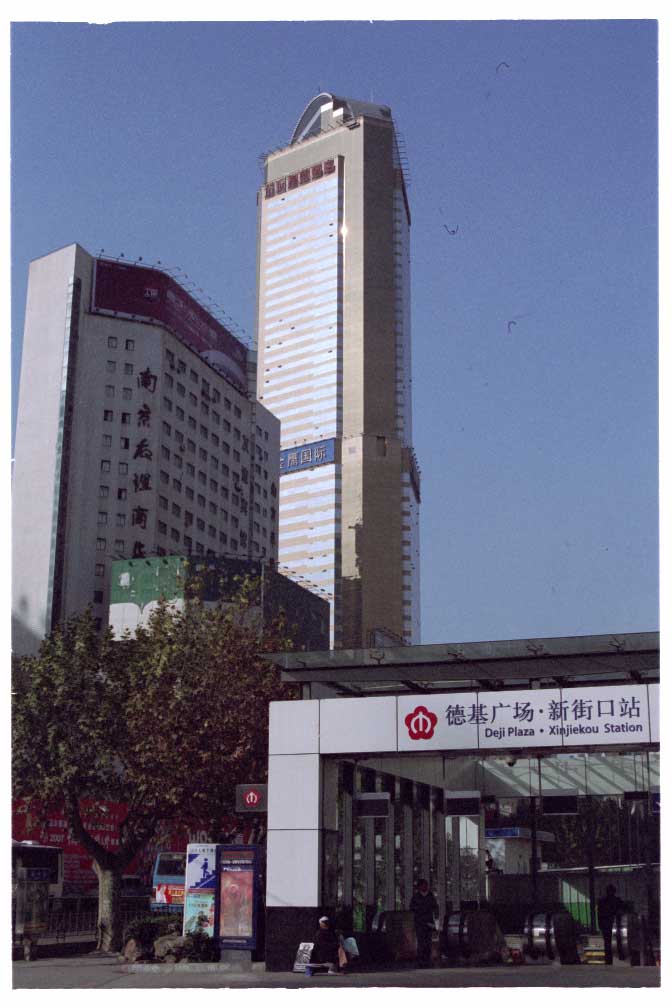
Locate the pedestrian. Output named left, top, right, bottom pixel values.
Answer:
left=597, top=884, right=622, bottom=965
left=308, top=915, right=341, bottom=974
left=410, top=878, right=439, bottom=968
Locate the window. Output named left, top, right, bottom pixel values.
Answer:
left=201, top=379, right=210, bottom=397
left=162, top=421, right=172, bottom=436
left=101, top=460, right=111, bottom=473
left=198, top=471, right=206, bottom=485
left=116, top=514, right=126, bottom=527
left=108, top=337, right=118, bottom=349
left=208, top=525, right=216, bottom=538
left=187, top=439, right=196, bottom=453
left=166, top=349, right=175, bottom=368
left=119, top=462, right=128, bottom=475
left=125, top=339, right=135, bottom=351
left=160, top=470, right=169, bottom=484
left=173, top=478, right=182, bottom=493
left=121, top=412, right=131, bottom=425
left=120, top=437, right=129, bottom=450
left=171, top=528, right=180, bottom=542
left=103, top=409, right=113, bottom=422
left=176, top=406, right=185, bottom=420
left=199, top=447, right=207, bottom=461
left=124, top=363, right=134, bottom=375
left=118, top=488, right=127, bottom=501
left=211, top=433, right=219, bottom=448
left=158, top=521, right=167, bottom=535
left=184, top=535, right=193, bottom=550
left=197, top=517, right=205, bottom=531
left=188, top=416, right=197, bottom=430
left=157, top=546, right=166, bottom=557
left=163, top=397, right=172, bottom=412
left=164, top=373, right=174, bottom=388
left=234, top=405, right=241, bottom=418
left=185, top=511, right=193, bottom=527
left=219, top=531, right=227, bottom=545
left=114, top=538, right=125, bottom=552
left=107, top=360, right=116, bottom=373
left=189, top=392, right=198, bottom=406
left=174, top=430, right=184, bottom=445
left=97, top=512, right=108, bottom=525
left=177, top=382, right=186, bottom=397
left=234, top=427, right=241, bottom=441
left=212, top=410, right=220, bottom=425
left=177, top=359, right=186, bottom=374
left=95, top=563, right=105, bottom=577
left=211, top=388, right=220, bottom=404
left=122, top=387, right=132, bottom=400
left=195, top=542, right=204, bottom=555
left=233, top=450, right=241, bottom=463
left=96, top=537, right=106, bottom=551
left=201, top=402, right=209, bottom=417
left=224, top=397, right=231, bottom=412
left=159, top=496, right=168, bottom=510
left=185, top=486, right=194, bottom=500
left=186, top=463, right=195, bottom=477
left=200, top=425, right=208, bottom=440
left=190, top=369, right=198, bottom=383
left=197, top=494, right=205, bottom=509
left=105, top=385, right=115, bottom=398
left=99, top=485, right=109, bottom=498
left=230, top=539, right=238, bottom=552
left=161, top=445, right=170, bottom=460
left=209, top=501, right=217, bottom=515
left=172, top=502, right=181, bottom=517
left=209, top=478, right=218, bottom=493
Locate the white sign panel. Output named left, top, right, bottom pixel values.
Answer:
left=398, top=693, right=479, bottom=751
left=559, top=685, right=650, bottom=745
left=475, top=689, right=562, bottom=749
left=319, top=696, right=397, bottom=754
left=647, top=684, right=659, bottom=744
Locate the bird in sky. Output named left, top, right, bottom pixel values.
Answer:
left=443, top=223, right=459, bottom=236
left=496, top=61, right=511, bottom=73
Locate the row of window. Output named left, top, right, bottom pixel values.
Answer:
left=107, top=336, right=135, bottom=351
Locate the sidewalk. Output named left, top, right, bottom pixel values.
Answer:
left=11, top=953, right=661, bottom=990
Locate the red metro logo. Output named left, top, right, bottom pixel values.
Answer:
left=243, top=788, right=261, bottom=807
left=405, top=705, right=438, bottom=741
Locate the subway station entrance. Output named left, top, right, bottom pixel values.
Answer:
left=264, top=633, right=659, bottom=971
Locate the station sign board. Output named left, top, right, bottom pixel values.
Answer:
left=313, top=683, right=657, bottom=755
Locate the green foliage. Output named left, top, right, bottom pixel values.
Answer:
left=12, top=593, right=298, bottom=947
left=182, top=914, right=220, bottom=962
left=122, top=912, right=182, bottom=948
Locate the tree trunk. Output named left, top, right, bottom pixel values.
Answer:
left=94, top=862, right=123, bottom=952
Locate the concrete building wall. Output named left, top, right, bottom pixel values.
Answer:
left=13, top=244, right=281, bottom=654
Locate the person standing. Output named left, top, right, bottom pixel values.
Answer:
left=410, top=878, right=439, bottom=968
left=597, top=884, right=622, bottom=965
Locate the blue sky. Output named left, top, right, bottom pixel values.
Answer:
left=10, top=18, right=659, bottom=645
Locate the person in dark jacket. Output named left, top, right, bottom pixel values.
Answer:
left=597, top=885, right=622, bottom=964
left=309, top=916, right=340, bottom=972
left=410, top=879, right=439, bottom=967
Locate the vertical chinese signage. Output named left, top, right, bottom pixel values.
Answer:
left=218, top=846, right=260, bottom=951
left=183, top=843, right=217, bottom=937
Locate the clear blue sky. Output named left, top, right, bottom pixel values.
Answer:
left=10, top=19, right=659, bottom=645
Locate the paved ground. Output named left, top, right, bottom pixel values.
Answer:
left=11, top=953, right=661, bottom=990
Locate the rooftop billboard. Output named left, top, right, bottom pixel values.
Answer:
left=91, top=259, right=248, bottom=392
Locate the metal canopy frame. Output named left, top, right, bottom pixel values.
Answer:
left=263, top=631, right=659, bottom=697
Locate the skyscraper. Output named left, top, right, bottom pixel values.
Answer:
left=12, top=244, right=281, bottom=655
left=256, top=93, right=421, bottom=648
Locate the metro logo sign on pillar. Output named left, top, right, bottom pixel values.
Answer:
left=398, top=694, right=479, bottom=751
left=235, top=784, right=267, bottom=813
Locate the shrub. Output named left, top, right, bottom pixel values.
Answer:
left=182, top=913, right=219, bottom=962
left=123, top=912, right=183, bottom=949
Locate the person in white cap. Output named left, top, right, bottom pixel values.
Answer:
left=308, top=915, right=341, bottom=974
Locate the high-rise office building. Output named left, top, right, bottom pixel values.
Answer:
left=12, top=244, right=281, bottom=654
left=256, top=93, right=421, bottom=648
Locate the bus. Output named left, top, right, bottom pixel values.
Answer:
left=12, top=841, right=64, bottom=899
left=150, top=851, right=186, bottom=912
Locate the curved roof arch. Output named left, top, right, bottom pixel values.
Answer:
left=291, top=93, right=393, bottom=145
